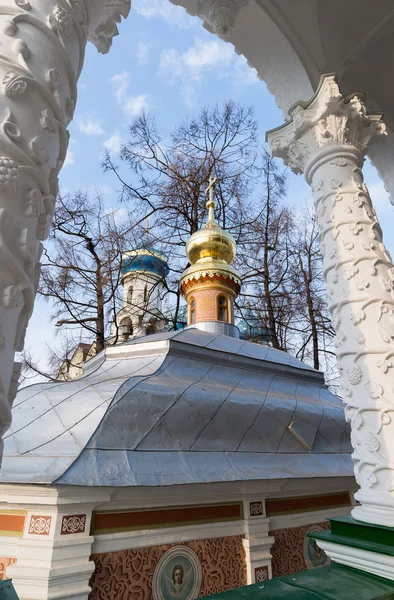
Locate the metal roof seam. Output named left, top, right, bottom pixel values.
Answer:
left=134, top=358, right=221, bottom=451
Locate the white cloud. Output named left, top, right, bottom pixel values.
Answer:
left=104, top=131, right=122, bottom=154
left=111, top=71, right=130, bottom=101
left=132, top=0, right=194, bottom=28
left=160, top=39, right=233, bottom=81
left=110, top=72, right=149, bottom=117
left=366, top=179, right=389, bottom=209
left=124, top=94, right=149, bottom=117
left=98, top=184, right=113, bottom=196
left=233, top=55, right=259, bottom=88
left=137, top=40, right=152, bottom=65
left=76, top=114, right=105, bottom=136
left=64, top=149, right=74, bottom=166
left=160, top=37, right=258, bottom=106
left=64, top=139, right=76, bottom=166
left=183, top=39, right=234, bottom=75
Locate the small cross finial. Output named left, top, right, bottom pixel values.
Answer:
left=205, top=177, right=218, bottom=225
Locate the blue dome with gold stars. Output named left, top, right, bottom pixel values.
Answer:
left=121, top=247, right=169, bottom=281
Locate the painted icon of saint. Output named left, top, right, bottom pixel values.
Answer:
left=162, top=563, right=193, bottom=599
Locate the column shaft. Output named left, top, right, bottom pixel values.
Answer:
left=267, top=75, right=394, bottom=526
left=307, top=145, right=394, bottom=525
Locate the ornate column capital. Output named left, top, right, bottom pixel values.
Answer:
left=267, top=75, right=386, bottom=179
left=88, top=0, right=131, bottom=54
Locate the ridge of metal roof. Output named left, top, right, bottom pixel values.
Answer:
left=0, top=329, right=351, bottom=487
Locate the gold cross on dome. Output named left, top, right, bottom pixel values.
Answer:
left=205, top=176, right=218, bottom=204
left=205, top=177, right=218, bottom=225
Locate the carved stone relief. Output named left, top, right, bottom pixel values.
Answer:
left=195, top=0, right=249, bottom=39
left=268, top=75, right=394, bottom=527
left=89, top=535, right=247, bottom=600
left=269, top=522, right=330, bottom=578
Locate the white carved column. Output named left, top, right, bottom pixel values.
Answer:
left=0, top=0, right=130, bottom=461
left=267, top=75, right=394, bottom=528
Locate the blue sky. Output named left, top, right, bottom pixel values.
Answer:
left=23, top=0, right=394, bottom=375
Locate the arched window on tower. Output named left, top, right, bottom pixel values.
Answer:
left=144, top=284, right=148, bottom=304
left=218, top=295, right=229, bottom=322
left=119, top=317, right=133, bottom=341
left=190, top=297, right=196, bottom=324
left=127, top=286, right=133, bottom=305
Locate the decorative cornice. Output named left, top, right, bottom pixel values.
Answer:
left=267, top=75, right=386, bottom=177
left=180, top=269, right=241, bottom=289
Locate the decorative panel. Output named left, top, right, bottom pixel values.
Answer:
left=0, top=512, right=25, bottom=536
left=266, top=492, right=350, bottom=516
left=0, top=558, right=16, bottom=580
left=92, top=503, right=242, bottom=534
left=89, top=535, right=247, bottom=599
left=61, top=514, right=86, bottom=535
left=28, top=515, right=52, bottom=536
left=249, top=501, right=264, bottom=517
left=269, top=521, right=331, bottom=578
left=254, top=566, right=269, bottom=583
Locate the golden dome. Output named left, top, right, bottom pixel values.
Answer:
left=186, top=198, right=237, bottom=266
left=180, top=179, right=241, bottom=292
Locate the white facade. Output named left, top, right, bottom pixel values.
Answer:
left=0, top=478, right=356, bottom=599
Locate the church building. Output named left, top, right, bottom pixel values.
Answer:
left=0, top=183, right=355, bottom=600
left=57, top=245, right=170, bottom=381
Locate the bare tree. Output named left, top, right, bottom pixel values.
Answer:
left=38, top=191, right=131, bottom=354
left=103, top=101, right=260, bottom=324
left=24, top=102, right=337, bottom=387
left=21, top=191, right=169, bottom=381
left=235, top=150, right=293, bottom=350
left=289, top=208, right=336, bottom=374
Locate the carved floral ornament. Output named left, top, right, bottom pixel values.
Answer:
left=196, top=0, right=249, bottom=38
left=268, top=75, right=394, bottom=525
left=0, top=0, right=82, bottom=421
left=267, top=75, right=386, bottom=177
left=14, top=0, right=31, bottom=10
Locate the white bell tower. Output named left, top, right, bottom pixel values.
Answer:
left=112, top=247, right=169, bottom=342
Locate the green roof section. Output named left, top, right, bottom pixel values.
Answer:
left=0, top=580, right=19, bottom=600
left=309, top=516, right=394, bottom=557
left=199, top=565, right=394, bottom=600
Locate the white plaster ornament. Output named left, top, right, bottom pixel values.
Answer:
left=0, top=0, right=130, bottom=465
left=196, top=0, right=249, bottom=38
left=267, top=75, right=394, bottom=528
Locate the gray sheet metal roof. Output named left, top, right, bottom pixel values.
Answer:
left=1, top=329, right=353, bottom=486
